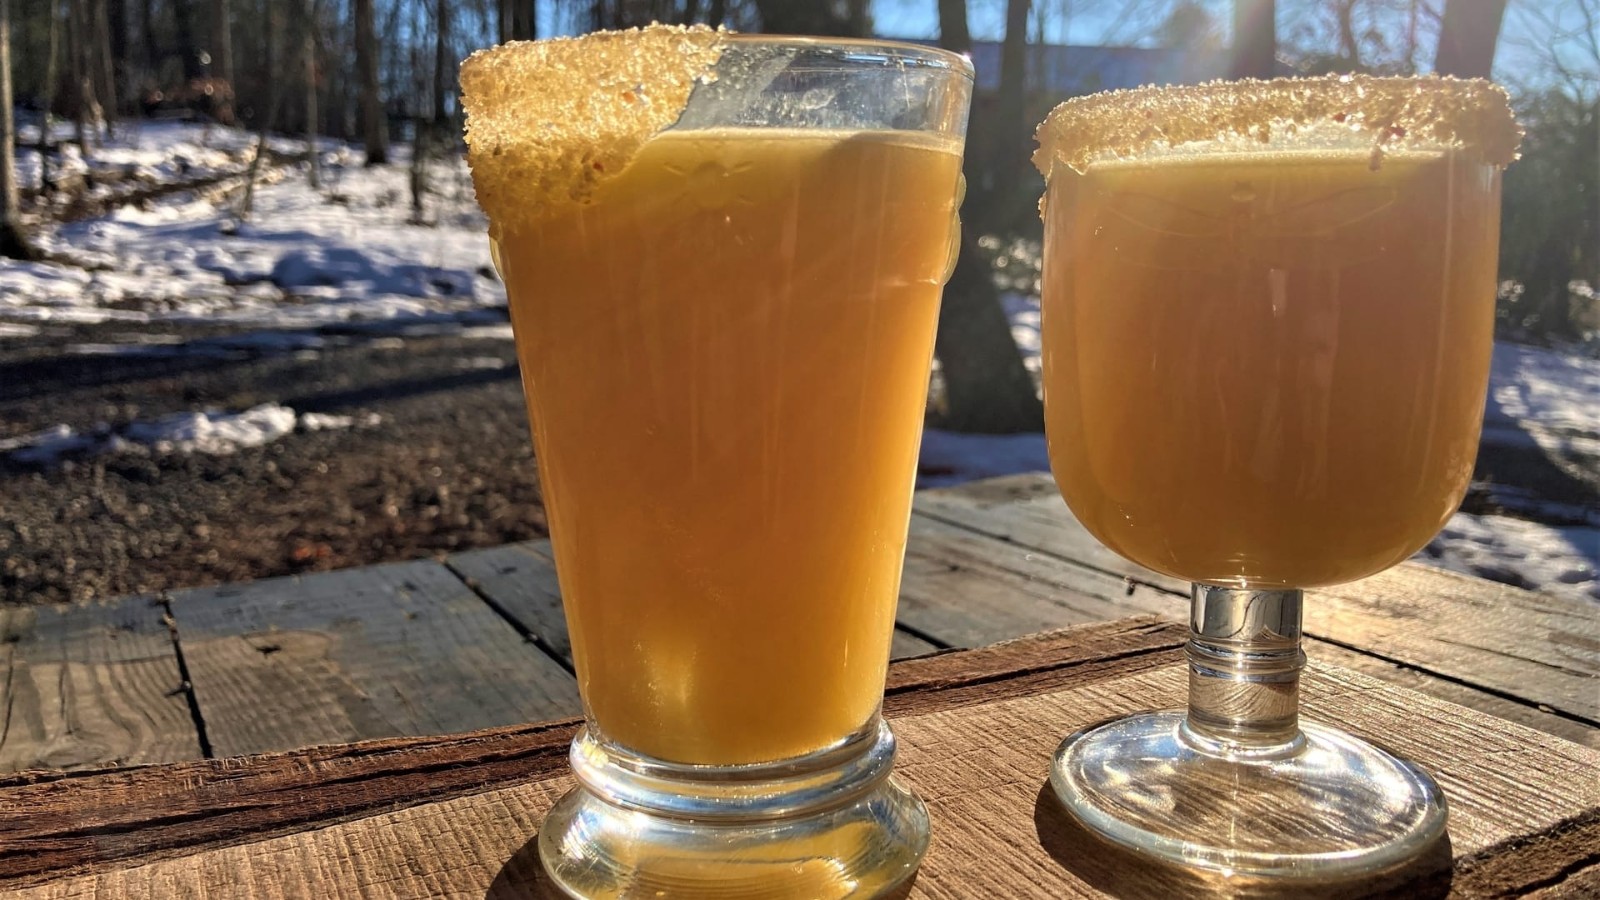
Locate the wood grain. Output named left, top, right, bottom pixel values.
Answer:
left=449, top=539, right=944, bottom=661
left=916, top=473, right=1600, bottom=732
left=167, top=560, right=582, bottom=757
left=896, top=513, right=1175, bottom=648
left=0, top=598, right=197, bottom=772
left=1308, top=638, right=1599, bottom=749
left=6, top=620, right=1596, bottom=898
left=0, top=618, right=1177, bottom=890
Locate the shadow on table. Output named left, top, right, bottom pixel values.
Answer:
left=1032, top=784, right=1454, bottom=899
left=485, top=836, right=921, bottom=899
left=487, top=835, right=563, bottom=900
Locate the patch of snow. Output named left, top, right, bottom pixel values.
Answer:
left=917, top=429, right=1049, bottom=489
left=123, top=404, right=299, bottom=455
left=1, top=403, right=381, bottom=466
left=0, top=323, right=41, bottom=338
left=300, top=412, right=354, bottom=431
left=456, top=356, right=512, bottom=370
left=1422, top=512, right=1599, bottom=603
left=3, top=141, right=503, bottom=333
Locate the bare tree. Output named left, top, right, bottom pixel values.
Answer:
left=1433, top=0, right=1506, bottom=77
left=937, top=0, right=970, bottom=51
left=36, top=0, right=61, bottom=195
left=238, top=0, right=282, bottom=221
left=94, top=0, right=117, bottom=124
left=214, top=0, right=234, bottom=87
left=0, top=0, right=38, bottom=259
left=303, top=0, right=318, bottom=188
left=173, top=0, right=202, bottom=79
left=139, top=0, right=156, bottom=75
left=1232, top=0, right=1276, bottom=78
left=750, top=0, right=870, bottom=36
left=355, top=0, right=387, bottom=164
left=930, top=0, right=1045, bottom=434
left=70, top=0, right=102, bottom=152
left=500, top=0, right=535, bottom=42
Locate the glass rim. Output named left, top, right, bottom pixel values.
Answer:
left=1033, top=73, right=1521, bottom=176
left=720, top=34, right=975, bottom=83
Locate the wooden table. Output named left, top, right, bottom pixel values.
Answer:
left=1, top=474, right=1596, bottom=896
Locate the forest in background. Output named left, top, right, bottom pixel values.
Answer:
left=0, top=0, right=1594, bottom=434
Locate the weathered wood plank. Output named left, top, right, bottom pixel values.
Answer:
left=0, top=618, right=1179, bottom=889
left=5, top=619, right=1596, bottom=898
left=919, top=473, right=1600, bottom=728
left=1307, top=565, right=1600, bottom=727
left=896, top=513, right=1175, bottom=648
left=446, top=543, right=570, bottom=660
left=448, top=540, right=944, bottom=663
left=914, top=473, right=1190, bottom=593
left=0, top=598, right=197, bottom=772
left=167, top=560, right=581, bottom=757
left=1308, top=638, right=1599, bottom=749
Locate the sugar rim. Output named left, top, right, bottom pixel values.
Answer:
left=1032, top=74, right=1523, bottom=178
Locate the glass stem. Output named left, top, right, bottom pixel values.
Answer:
left=1185, top=584, right=1305, bottom=751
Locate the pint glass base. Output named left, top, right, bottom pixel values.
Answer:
left=539, top=719, right=930, bottom=899
left=1050, top=711, right=1448, bottom=880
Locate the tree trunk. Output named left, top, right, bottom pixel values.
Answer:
left=928, top=0, right=1044, bottom=434
left=303, top=0, right=318, bottom=188
left=0, top=0, right=38, bottom=259
left=987, top=0, right=1029, bottom=223
left=108, top=0, right=127, bottom=91
left=173, top=0, right=201, bottom=79
left=498, top=0, right=534, bottom=42
left=751, top=0, right=869, bottom=36
left=214, top=0, right=232, bottom=84
left=1230, top=0, right=1275, bottom=78
left=70, top=0, right=100, bottom=153
left=94, top=0, right=117, bottom=124
left=355, top=0, right=386, bottom=164
left=37, top=0, right=60, bottom=194
left=707, top=0, right=726, bottom=28
left=139, top=0, right=156, bottom=75
left=937, top=0, right=971, bottom=53
left=239, top=0, right=280, bottom=221
left=933, top=235, right=1045, bottom=433
left=1433, top=0, right=1507, bottom=78
left=432, top=0, right=449, bottom=125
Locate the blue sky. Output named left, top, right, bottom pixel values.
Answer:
left=530, top=1, right=1588, bottom=95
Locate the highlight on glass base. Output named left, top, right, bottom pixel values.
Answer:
left=1032, top=77, right=1521, bottom=878
left=541, top=720, right=930, bottom=899
left=459, top=26, right=971, bottom=900
left=1051, top=587, right=1447, bottom=878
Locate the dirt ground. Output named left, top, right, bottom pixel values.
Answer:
left=1, top=320, right=546, bottom=603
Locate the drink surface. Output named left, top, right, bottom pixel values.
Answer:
left=1042, top=149, right=1501, bottom=588
left=496, top=128, right=962, bottom=764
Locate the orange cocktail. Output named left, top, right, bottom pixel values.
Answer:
left=1043, top=148, right=1501, bottom=588
left=497, top=128, right=962, bottom=763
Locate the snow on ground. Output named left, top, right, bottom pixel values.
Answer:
left=2, top=126, right=505, bottom=338
left=0, top=404, right=383, bottom=466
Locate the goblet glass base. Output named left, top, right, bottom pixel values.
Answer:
left=1051, top=711, right=1447, bottom=880
left=539, top=718, right=930, bottom=899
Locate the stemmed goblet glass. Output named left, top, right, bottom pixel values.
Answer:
left=1033, top=76, right=1520, bottom=878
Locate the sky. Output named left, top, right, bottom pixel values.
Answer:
left=528, top=1, right=1590, bottom=95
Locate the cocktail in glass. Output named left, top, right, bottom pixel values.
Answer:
left=1033, top=76, right=1519, bottom=878
left=461, top=26, right=971, bottom=897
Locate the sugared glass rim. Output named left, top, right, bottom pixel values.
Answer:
left=1033, top=74, right=1522, bottom=177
